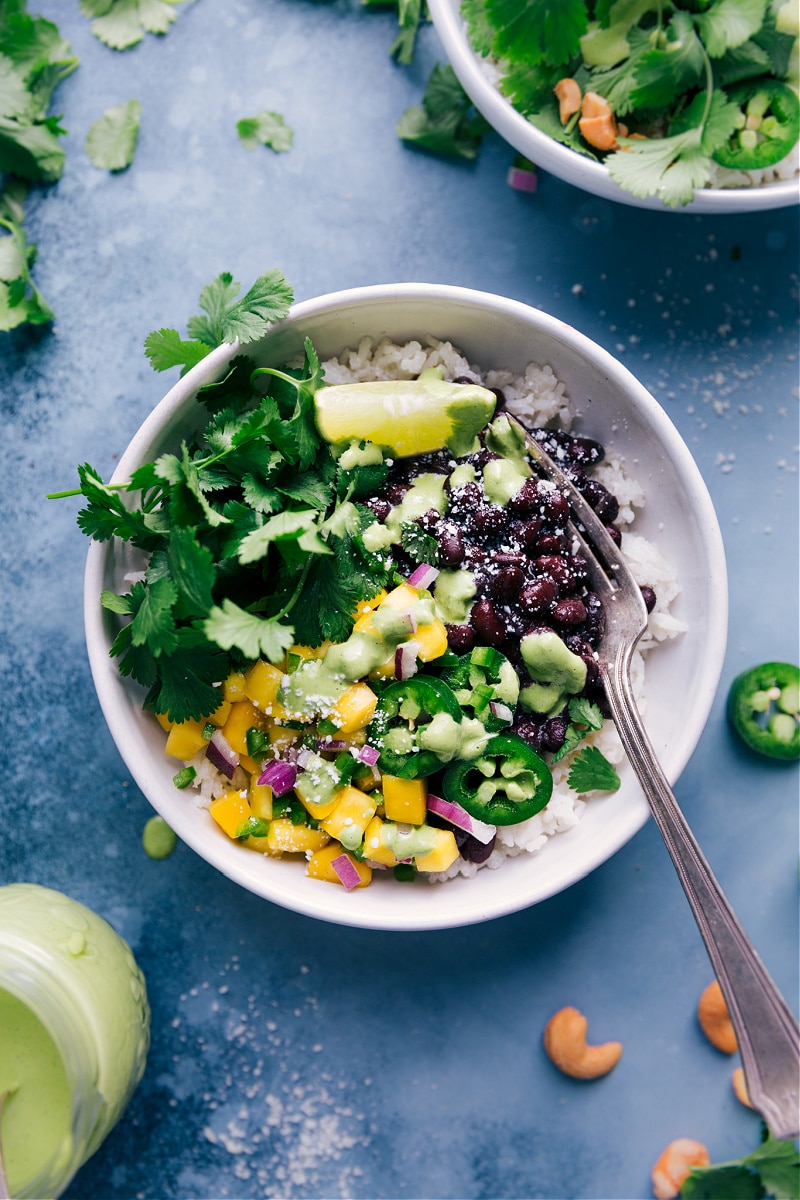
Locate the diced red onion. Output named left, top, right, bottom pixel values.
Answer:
left=426, top=794, right=496, bottom=845
left=490, top=701, right=514, bottom=725
left=205, top=730, right=239, bottom=779
left=358, top=744, right=380, bottom=766
left=295, top=747, right=315, bottom=770
left=318, top=738, right=350, bottom=752
left=507, top=165, right=538, bottom=193
left=407, top=563, right=439, bottom=590
left=257, top=759, right=298, bottom=795
left=331, top=853, right=362, bottom=891
left=395, top=641, right=420, bottom=680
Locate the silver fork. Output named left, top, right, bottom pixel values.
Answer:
left=508, top=414, right=800, bottom=1140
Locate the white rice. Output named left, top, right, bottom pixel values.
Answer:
left=185, top=337, right=686, bottom=883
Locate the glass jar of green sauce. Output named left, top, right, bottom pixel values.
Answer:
left=0, top=883, right=150, bottom=1199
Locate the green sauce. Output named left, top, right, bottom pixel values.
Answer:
left=0, top=989, right=72, bottom=1196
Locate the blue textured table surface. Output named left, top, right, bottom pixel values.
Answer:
left=1, top=4, right=798, bottom=1199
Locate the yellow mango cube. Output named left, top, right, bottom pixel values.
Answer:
left=155, top=711, right=172, bottom=733
left=244, top=660, right=284, bottom=710
left=382, top=775, right=427, bottom=825
left=320, top=786, right=378, bottom=846
left=382, top=583, right=420, bottom=610
left=164, top=719, right=207, bottom=761
left=265, top=819, right=330, bottom=857
left=222, top=700, right=268, bottom=756
left=415, top=828, right=460, bottom=873
left=248, top=779, right=273, bottom=821
left=306, top=844, right=372, bottom=888
left=332, top=682, right=378, bottom=733
left=363, top=816, right=397, bottom=867
left=353, top=591, right=387, bottom=621
left=286, top=641, right=330, bottom=667
left=412, top=618, right=449, bottom=663
left=209, top=790, right=252, bottom=839
left=205, top=698, right=232, bottom=728
left=222, top=671, right=248, bottom=702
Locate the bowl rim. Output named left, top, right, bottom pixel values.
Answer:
left=84, top=282, right=729, bottom=930
left=427, top=0, right=800, bottom=214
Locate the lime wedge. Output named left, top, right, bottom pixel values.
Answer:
left=314, top=375, right=496, bottom=458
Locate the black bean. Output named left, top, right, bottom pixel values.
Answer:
left=416, top=508, right=441, bottom=534
left=582, top=592, right=605, bottom=646
left=605, top=524, right=622, bottom=547
left=470, top=599, right=506, bottom=647
left=536, top=532, right=568, bottom=556
left=539, top=485, right=570, bottom=523
left=534, top=555, right=573, bottom=589
left=567, top=555, right=590, bottom=586
left=491, top=565, right=525, bottom=603
left=446, top=624, right=475, bottom=653
left=511, top=717, right=545, bottom=753
left=468, top=505, right=507, bottom=542
left=640, top=585, right=657, bottom=613
left=542, top=716, right=568, bottom=752
left=508, top=478, right=541, bottom=514
left=386, top=483, right=409, bottom=505
left=519, top=578, right=559, bottom=614
left=553, top=597, right=587, bottom=626
left=581, top=479, right=619, bottom=523
left=512, top=518, right=544, bottom=553
left=438, top=527, right=465, bottom=568
left=365, top=497, right=391, bottom=522
left=459, top=832, right=497, bottom=864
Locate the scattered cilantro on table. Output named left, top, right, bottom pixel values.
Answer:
left=236, top=111, right=294, bottom=153
left=51, top=269, right=394, bottom=723
left=85, top=99, right=141, bottom=171
left=363, top=0, right=429, bottom=64
left=680, top=1127, right=800, bottom=1200
left=79, top=0, right=190, bottom=51
left=0, top=0, right=77, bottom=329
left=397, top=61, right=489, bottom=159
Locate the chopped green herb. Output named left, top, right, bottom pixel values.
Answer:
left=567, top=745, right=621, bottom=793
left=0, top=201, right=54, bottom=331
left=85, top=99, right=141, bottom=171
left=400, top=521, right=439, bottom=566
left=397, top=62, right=489, bottom=160
left=80, top=0, right=189, bottom=51
left=236, top=816, right=271, bottom=839
left=681, top=1127, right=800, bottom=1200
left=552, top=696, right=604, bottom=764
left=236, top=111, right=294, bottom=153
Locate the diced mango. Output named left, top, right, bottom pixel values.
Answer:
left=320, top=786, right=378, bottom=847
left=205, top=698, right=232, bottom=728
left=382, top=583, right=420, bottom=610
left=306, top=844, right=372, bottom=888
left=222, top=700, right=268, bottom=756
left=244, top=660, right=284, bottom=710
left=222, top=671, right=248, bottom=702
left=353, top=591, right=387, bottom=621
left=332, top=682, right=378, bottom=734
left=268, top=724, right=301, bottom=754
left=210, top=790, right=252, bottom=839
left=155, top=711, right=172, bottom=733
left=248, top=779, right=273, bottom=821
left=265, top=819, right=330, bottom=857
left=369, top=654, right=397, bottom=681
left=363, top=816, right=397, bottom=867
left=164, top=718, right=208, bottom=761
left=415, top=828, right=460, bottom=873
left=412, top=618, right=449, bottom=663
left=382, top=775, right=427, bottom=825
left=239, top=752, right=261, bottom=777
left=286, top=641, right=330, bottom=667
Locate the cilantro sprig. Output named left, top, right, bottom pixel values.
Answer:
left=80, top=0, right=190, bottom=51
left=52, top=270, right=394, bottom=722
left=681, top=1126, right=799, bottom=1200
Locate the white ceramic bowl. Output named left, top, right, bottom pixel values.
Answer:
left=85, top=283, right=727, bottom=930
left=428, top=0, right=799, bottom=214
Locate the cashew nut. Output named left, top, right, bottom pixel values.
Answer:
left=651, top=1139, right=711, bottom=1200
left=542, top=1006, right=622, bottom=1079
left=578, top=93, right=620, bottom=151
left=698, top=980, right=738, bottom=1054
left=732, top=1066, right=754, bottom=1109
left=554, top=78, right=582, bottom=124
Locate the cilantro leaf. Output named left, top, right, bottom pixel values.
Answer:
left=0, top=211, right=53, bottom=330
left=129, top=577, right=179, bottom=656
left=144, top=634, right=230, bottom=722
left=144, top=270, right=294, bottom=375
left=143, top=327, right=212, bottom=375
left=462, top=0, right=495, bottom=56
left=398, top=62, right=489, bottom=160
left=693, top=0, right=768, bottom=59
left=80, top=0, right=188, bottom=51
left=551, top=696, right=604, bottom=763
left=166, top=526, right=216, bottom=616
left=389, top=0, right=426, bottom=65
left=630, top=11, right=706, bottom=112
left=682, top=1129, right=800, bottom=1200
left=567, top=745, right=621, bottom=793
left=400, top=521, right=439, bottom=566
left=85, top=98, right=141, bottom=171
left=203, top=599, right=294, bottom=664
left=236, top=110, right=294, bottom=153
left=484, top=0, right=588, bottom=67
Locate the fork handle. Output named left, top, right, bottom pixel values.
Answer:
left=603, top=657, right=800, bottom=1140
